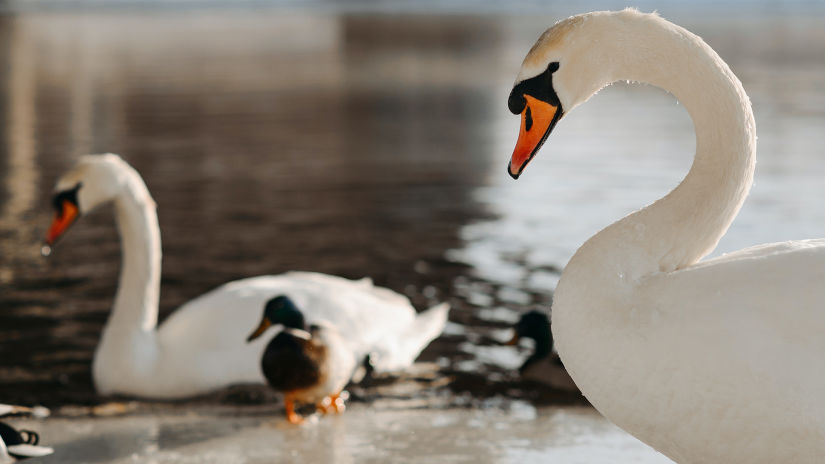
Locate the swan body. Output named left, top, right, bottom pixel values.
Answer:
left=507, top=10, right=825, bottom=463
left=45, top=154, right=450, bottom=399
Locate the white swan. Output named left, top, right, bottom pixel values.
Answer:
left=506, top=9, right=825, bottom=463
left=44, top=154, right=449, bottom=399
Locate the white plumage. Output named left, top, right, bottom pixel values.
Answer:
left=47, top=154, right=449, bottom=399
left=509, top=9, right=825, bottom=463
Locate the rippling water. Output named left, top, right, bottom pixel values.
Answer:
left=0, top=12, right=508, bottom=403
left=0, top=4, right=823, bottom=462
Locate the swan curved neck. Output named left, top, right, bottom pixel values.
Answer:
left=108, top=174, right=161, bottom=334
left=582, top=17, right=756, bottom=276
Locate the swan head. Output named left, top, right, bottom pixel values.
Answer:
left=508, top=9, right=654, bottom=178
left=44, top=153, right=138, bottom=247
left=247, top=295, right=306, bottom=342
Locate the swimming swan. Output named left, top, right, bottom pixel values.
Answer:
left=44, top=154, right=449, bottom=399
left=506, top=9, right=825, bottom=463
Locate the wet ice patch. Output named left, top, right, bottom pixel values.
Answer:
left=458, top=342, right=523, bottom=371
left=442, top=321, right=467, bottom=336
left=476, top=307, right=519, bottom=324
left=525, top=270, right=559, bottom=292
left=497, top=287, right=531, bottom=305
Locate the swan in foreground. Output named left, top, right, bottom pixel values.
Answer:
left=247, top=295, right=356, bottom=424
left=44, top=154, right=450, bottom=399
left=506, top=311, right=577, bottom=392
left=506, top=9, right=825, bottom=463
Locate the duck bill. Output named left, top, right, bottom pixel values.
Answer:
left=508, top=95, right=562, bottom=179
left=246, top=318, right=272, bottom=342
left=45, top=200, right=79, bottom=246
left=505, top=331, right=520, bottom=346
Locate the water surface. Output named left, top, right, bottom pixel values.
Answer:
left=0, top=5, right=823, bottom=463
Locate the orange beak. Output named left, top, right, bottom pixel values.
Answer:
left=246, top=317, right=272, bottom=343
left=45, top=200, right=79, bottom=246
left=508, top=95, right=561, bottom=179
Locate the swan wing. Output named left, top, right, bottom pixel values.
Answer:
left=148, top=272, right=445, bottom=397
left=367, top=302, right=450, bottom=372
left=631, top=239, right=825, bottom=443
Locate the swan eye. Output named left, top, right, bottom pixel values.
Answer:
left=525, top=106, right=533, bottom=132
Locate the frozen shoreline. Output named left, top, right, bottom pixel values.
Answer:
left=12, top=402, right=671, bottom=463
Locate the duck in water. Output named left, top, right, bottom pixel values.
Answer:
left=507, top=311, right=578, bottom=392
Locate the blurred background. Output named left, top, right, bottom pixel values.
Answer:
left=0, top=0, right=824, bottom=462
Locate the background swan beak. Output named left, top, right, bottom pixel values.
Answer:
left=246, top=317, right=272, bottom=342
left=45, top=200, right=79, bottom=247
left=508, top=95, right=560, bottom=179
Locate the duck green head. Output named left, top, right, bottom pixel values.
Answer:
left=507, top=310, right=552, bottom=356
left=246, top=295, right=306, bottom=343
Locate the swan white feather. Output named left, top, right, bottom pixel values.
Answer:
left=508, top=9, right=825, bottom=463
left=47, top=154, right=449, bottom=399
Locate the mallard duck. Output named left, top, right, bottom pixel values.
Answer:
left=43, top=154, right=450, bottom=399
left=247, top=295, right=356, bottom=424
left=506, top=311, right=577, bottom=392
left=504, top=8, right=825, bottom=462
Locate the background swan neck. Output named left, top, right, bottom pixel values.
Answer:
left=586, top=16, right=756, bottom=275
left=108, top=172, right=161, bottom=334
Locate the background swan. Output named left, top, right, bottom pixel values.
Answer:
left=506, top=9, right=825, bottom=463
left=44, top=154, right=449, bottom=399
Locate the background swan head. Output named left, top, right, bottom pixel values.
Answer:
left=247, top=295, right=306, bottom=342
left=508, top=9, right=664, bottom=178
left=45, top=153, right=149, bottom=246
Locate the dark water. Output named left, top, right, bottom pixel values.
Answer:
left=0, top=10, right=559, bottom=406
left=1, top=6, right=824, bottom=413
